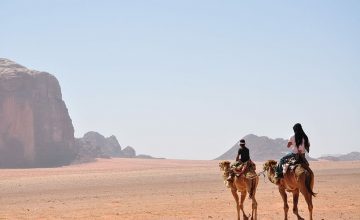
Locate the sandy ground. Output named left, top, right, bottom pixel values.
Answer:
left=0, top=159, right=359, bottom=220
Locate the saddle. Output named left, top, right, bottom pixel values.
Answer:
left=233, top=160, right=257, bottom=178
left=282, top=154, right=310, bottom=175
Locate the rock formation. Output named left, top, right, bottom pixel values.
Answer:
left=121, top=146, right=136, bottom=158
left=75, top=131, right=122, bottom=161
left=0, top=58, right=75, bottom=167
left=75, top=132, right=159, bottom=161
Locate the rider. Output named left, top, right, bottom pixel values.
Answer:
left=275, top=123, right=310, bottom=184
left=227, top=139, right=251, bottom=182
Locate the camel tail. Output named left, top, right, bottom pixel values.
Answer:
left=305, top=171, right=317, bottom=197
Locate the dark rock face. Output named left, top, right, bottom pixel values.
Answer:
left=0, top=58, right=75, bottom=167
left=216, top=134, right=316, bottom=162
left=75, top=131, right=156, bottom=161
left=121, top=146, right=136, bottom=158
left=75, top=131, right=122, bottom=161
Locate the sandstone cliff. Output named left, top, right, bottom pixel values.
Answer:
left=0, top=58, right=75, bottom=167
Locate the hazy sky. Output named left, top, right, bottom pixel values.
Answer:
left=1, top=1, right=359, bottom=159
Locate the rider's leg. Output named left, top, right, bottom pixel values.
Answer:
left=276, top=153, right=294, bottom=178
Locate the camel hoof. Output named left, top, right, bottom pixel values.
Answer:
left=243, top=214, right=250, bottom=220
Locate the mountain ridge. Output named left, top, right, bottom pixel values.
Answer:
left=217, top=134, right=359, bottom=162
left=317, top=151, right=360, bottom=161
left=216, top=134, right=315, bottom=161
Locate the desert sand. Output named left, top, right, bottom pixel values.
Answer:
left=0, top=158, right=359, bottom=220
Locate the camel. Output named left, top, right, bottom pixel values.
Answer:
left=219, top=161, right=259, bottom=220
left=263, top=160, right=316, bottom=220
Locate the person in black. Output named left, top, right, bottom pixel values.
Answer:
left=236, top=139, right=250, bottom=163
left=227, top=139, right=251, bottom=181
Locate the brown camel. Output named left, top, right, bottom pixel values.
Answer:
left=219, top=161, right=259, bottom=220
left=263, top=160, right=316, bottom=220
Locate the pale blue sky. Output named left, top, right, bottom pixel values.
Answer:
left=1, top=1, right=359, bottom=159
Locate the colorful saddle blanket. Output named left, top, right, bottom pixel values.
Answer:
left=231, top=160, right=257, bottom=178
left=282, top=154, right=309, bottom=174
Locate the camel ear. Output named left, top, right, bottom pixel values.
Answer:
left=263, top=160, right=277, bottom=170
left=266, top=160, right=277, bottom=168
left=270, top=160, right=278, bottom=166
left=219, top=161, right=230, bottom=170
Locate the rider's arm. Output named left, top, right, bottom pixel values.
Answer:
left=288, top=136, right=295, bottom=148
left=287, top=141, right=292, bottom=148
left=236, top=153, right=240, bottom=162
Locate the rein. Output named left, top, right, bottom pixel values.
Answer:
left=244, top=170, right=267, bottom=183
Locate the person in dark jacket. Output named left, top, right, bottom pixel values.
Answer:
left=227, top=139, right=252, bottom=181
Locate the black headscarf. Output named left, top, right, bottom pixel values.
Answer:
left=293, top=123, right=310, bottom=152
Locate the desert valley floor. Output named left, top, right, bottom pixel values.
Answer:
left=0, top=158, right=359, bottom=220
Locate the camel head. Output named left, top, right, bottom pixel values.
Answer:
left=219, top=160, right=231, bottom=171
left=263, top=160, right=277, bottom=172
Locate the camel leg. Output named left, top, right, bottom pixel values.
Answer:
left=231, top=189, right=240, bottom=220
left=279, top=187, right=289, bottom=220
left=292, top=190, right=304, bottom=220
left=245, top=179, right=253, bottom=219
left=250, top=179, right=258, bottom=220
left=300, top=186, right=313, bottom=220
left=250, top=196, right=257, bottom=220
left=239, top=190, right=249, bottom=220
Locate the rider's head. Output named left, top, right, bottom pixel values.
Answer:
left=239, top=139, right=246, bottom=147
left=293, top=123, right=310, bottom=150
left=293, top=123, right=303, bottom=134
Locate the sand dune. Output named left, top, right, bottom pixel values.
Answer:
left=0, top=158, right=359, bottom=219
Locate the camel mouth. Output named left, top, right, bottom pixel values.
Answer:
left=263, top=163, right=271, bottom=172
left=263, top=162, right=269, bottom=171
left=262, top=164, right=267, bottom=171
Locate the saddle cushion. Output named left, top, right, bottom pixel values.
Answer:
left=233, top=160, right=257, bottom=178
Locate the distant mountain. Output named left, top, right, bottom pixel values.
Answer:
left=216, top=134, right=316, bottom=161
left=136, top=154, right=164, bottom=159
left=317, top=152, right=360, bottom=161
